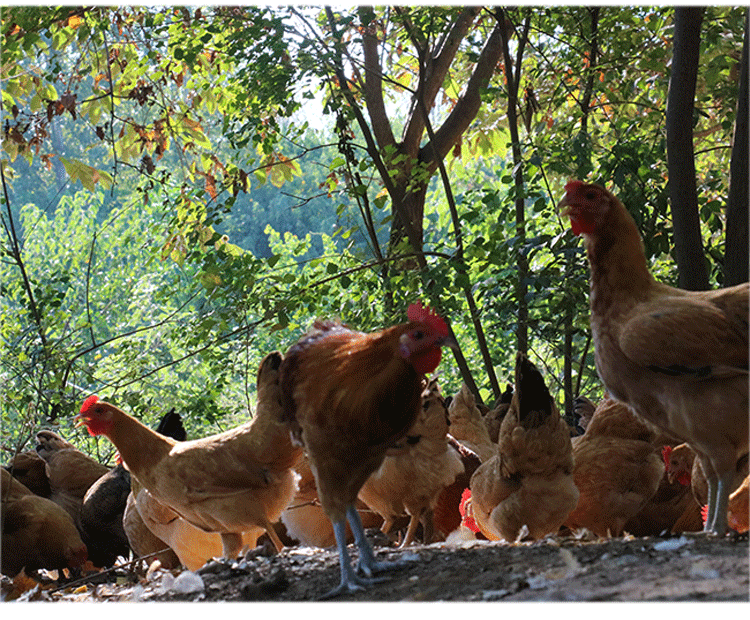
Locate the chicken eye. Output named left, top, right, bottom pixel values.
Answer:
left=585, top=191, right=597, bottom=200
left=412, top=330, right=425, bottom=340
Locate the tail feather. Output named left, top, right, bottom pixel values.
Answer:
left=155, top=408, right=186, bottom=441
left=516, top=354, right=553, bottom=428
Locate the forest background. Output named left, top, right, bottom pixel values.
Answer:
left=1, top=5, right=747, bottom=461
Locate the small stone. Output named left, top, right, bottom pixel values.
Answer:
left=171, top=571, right=204, bottom=594
left=482, top=589, right=509, bottom=601
left=689, top=559, right=720, bottom=580
left=653, top=537, right=689, bottom=552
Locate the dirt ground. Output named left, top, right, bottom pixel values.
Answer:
left=4, top=529, right=748, bottom=603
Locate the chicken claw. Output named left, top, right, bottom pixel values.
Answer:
left=348, top=506, right=409, bottom=577
left=318, top=505, right=409, bottom=600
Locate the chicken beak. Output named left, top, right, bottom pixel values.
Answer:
left=440, top=334, right=459, bottom=351
left=73, top=414, right=86, bottom=428
left=557, top=194, right=573, bottom=218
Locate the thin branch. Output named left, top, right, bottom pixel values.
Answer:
left=101, top=30, right=118, bottom=190
left=85, top=232, right=97, bottom=347
left=412, top=55, right=501, bottom=404
left=1, top=163, right=49, bottom=351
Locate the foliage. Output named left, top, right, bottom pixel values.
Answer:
left=1, top=6, right=745, bottom=456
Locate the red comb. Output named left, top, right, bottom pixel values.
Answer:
left=701, top=504, right=709, bottom=525
left=407, top=302, right=449, bottom=337
left=661, top=445, right=672, bottom=469
left=80, top=394, right=99, bottom=413
left=459, top=488, right=480, bottom=533
left=564, top=179, right=586, bottom=193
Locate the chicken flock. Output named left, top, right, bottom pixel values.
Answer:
left=2, top=184, right=748, bottom=599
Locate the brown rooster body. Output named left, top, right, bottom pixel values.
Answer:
left=559, top=180, right=749, bottom=536
left=469, top=354, right=578, bottom=542
left=279, top=303, right=453, bottom=598
left=76, top=352, right=302, bottom=564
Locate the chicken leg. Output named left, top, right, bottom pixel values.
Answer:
left=220, top=532, right=243, bottom=561
left=319, top=504, right=408, bottom=599
left=702, top=460, right=733, bottom=535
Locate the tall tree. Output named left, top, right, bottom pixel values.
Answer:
left=316, top=6, right=506, bottom=400
left=666, top=6, right=710, bottom=290
left=724, top=8, right=749, bottom=287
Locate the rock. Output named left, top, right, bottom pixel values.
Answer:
left=171, top=571, right=204, bottom=594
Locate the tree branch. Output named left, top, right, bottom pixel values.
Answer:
left=1, top=164, right=49, bottom=351
left=359, top=7, right=396, bottom=150
left=424, top=15, right=505, bottom=170
left=417, top=95, right=501, bottom=404
left=325, top=6, right=425, bottom=261
left=401, top=7, right=480, bottom=154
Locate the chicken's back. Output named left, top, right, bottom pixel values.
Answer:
left=470, top=354, right=578, bottom=541
left=566, top=436, right=664, bottom=537
left=1, top=470, right=87, bottom=577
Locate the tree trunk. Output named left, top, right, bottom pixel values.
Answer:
left=666, top=7, right=710, bottom=291
left=498, top=10, right=532, bottom=358
left=724, top=8, right=749, bottom=287
left=563, top=6, right=599, bottom=424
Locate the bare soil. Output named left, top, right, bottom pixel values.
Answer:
left=5, top=530, right=748, bottom=603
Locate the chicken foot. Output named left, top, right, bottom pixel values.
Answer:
left=319, top=505, right=409, bottom=599
left=348, top=505, right=409, bottom=577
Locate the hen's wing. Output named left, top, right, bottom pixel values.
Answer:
left=162, top=437, right=275, bottom=501
left=469, top=455, right=518, bottom=520
left=618, top=285, right=749, bottom=377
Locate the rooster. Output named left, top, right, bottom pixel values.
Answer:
left=76, top=351, right=303, bottom=563
left=559, top=180, right=749, bottom=535
left=279, top=302, right=454, bottom=598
